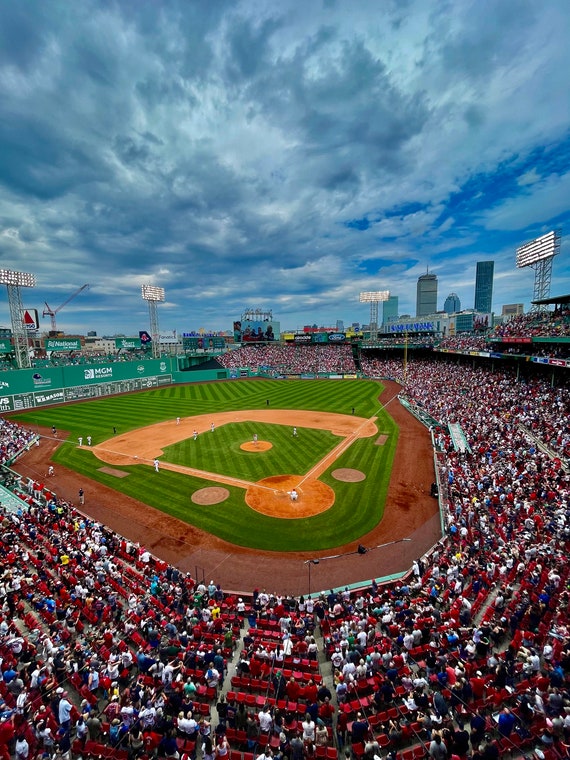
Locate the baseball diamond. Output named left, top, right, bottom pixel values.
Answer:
left=12, top=378, right=439, bottom=595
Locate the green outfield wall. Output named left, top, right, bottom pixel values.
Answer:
left=0, top=359, right=229, bottom=412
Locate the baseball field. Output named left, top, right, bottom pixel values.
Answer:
left=13, top=377, right=440, bottom=593
left=12, top=378, right=399, bottom=552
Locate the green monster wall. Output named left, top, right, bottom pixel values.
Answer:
left=0, top=359, right=231, bottom=412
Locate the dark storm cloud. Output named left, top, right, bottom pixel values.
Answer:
left=224, top=15, right=284, bottom=83
left=0, top=1, right=51, bottom=71
left=113, top=136, right=152, bottom=166
left=0, top=0, right=568, bottom=334
left=434, top=0, right=536, bottom=81
left=0, top=115, right=112, bottom=200
left=244, top=34, right=430, bottom=186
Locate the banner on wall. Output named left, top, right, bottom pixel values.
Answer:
left=44, top=339, right=81, bottom=352
left=115, top=338, right=142, bottom=350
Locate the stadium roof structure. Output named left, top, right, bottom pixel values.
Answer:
left=531, top=293, right=570, bottom=307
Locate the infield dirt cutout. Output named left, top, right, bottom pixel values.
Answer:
left=240, top=441, right=272, bottom=452
left=91, top=409, right=378, bottom=518
left=332, top=468, right=366, bottom=482
left=192, top=487, right=230, bottom=506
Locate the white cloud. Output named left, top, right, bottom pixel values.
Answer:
left=517, top=168, right=541, bottom=187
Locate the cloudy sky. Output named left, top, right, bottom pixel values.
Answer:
left=1, top=0, right=569, bottom=337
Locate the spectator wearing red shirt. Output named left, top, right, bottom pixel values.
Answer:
left=304, top=680, right=318, bottom=704
left=286, top=678, right=300, bottom=701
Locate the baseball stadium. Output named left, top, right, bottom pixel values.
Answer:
left=0, top=315, right=569, bottom=759
left=2, top=3, right=569, bottom=757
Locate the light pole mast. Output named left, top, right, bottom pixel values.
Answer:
left=359, top=291, right=390, bottom=343
left=0, top=269, right=36, bottom=369
left=516, top=230, right=560, bottom=312
left=141, top=285, right=165, bottom=359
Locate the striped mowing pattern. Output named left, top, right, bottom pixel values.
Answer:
left=11, top=379, right=398, bottom=552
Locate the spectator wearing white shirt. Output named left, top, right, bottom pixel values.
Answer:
left=258, top=706, right=273, bottom=734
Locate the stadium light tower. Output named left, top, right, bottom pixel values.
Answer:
left=141, top=284, right=165, bottom=359
left=0, top=269, right=36, bottom=369
left=516, top=230, right=561, bottom=312
left=359, top=290, right=390, bottom=342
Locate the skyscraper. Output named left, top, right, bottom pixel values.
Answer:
left=502, top=303, right=524, bottom=317
left=474, top=261, right=494, bottom=313
left=443, top=293, right=461, bottom=314
left=416, top=272, right=438, bottom=316
left=382, top=296, right=399, bottom=324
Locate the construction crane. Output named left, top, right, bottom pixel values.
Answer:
left=43, top=284, right=90, bottom=332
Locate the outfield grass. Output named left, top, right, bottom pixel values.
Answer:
left=11, top=379, right=398, bottom=551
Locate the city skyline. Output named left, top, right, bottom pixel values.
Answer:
left=474, top=261, right=495, bottom=313
left=0, top=1, right=569, bottom=336
left=416, top=272, right=438, bottom=317
left=444, top=293, right=461, bottom=315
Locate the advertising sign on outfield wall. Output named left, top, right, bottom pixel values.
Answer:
left=0, top=360, right=173, bottom=398
left=0, top=339, right=12, bottom=353
left=0, top=359, right=178, bottom=409
left=34, top=390, right=66, bottom=406
left=64, top=360, right=171, bottom=387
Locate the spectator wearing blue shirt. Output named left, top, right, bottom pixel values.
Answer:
left=2, top=667, right=17, bottom=683
left=498, top=707, right=516, bottom=738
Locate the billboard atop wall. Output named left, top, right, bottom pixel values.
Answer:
left=233, top=320, right=280, bottom=342
left=183, top=336, right=226, bottom=350
left=115, top=338, right=142, bottom=350
left=44, top=339, right=82, bottom=352
left=310, top=333, right=346, bottom=344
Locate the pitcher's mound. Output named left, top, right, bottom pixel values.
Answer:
left=332, top=468, right=366, bottom=482
left=241, top=441, right=272, bottom=452
left=246, top=475, right=334, bottom=518
left=192, top=487, right=230, bottom=505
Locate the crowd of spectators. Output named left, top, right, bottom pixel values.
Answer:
left=352, top=357, right=570, bottom=754
left=0, top=421, right=37, bottom=467
left=364, top=337, right=435, bottom=349
left=1, top=354, right=570, bottom=759
left=0, top=479, right=245, bottom=760
left=395, top=310, right=570, bottom=355
left=0, top=352, right=166, bottom=373
left=436, top=338, right=488, bottom=353
left=437, top=333, right=570, bottom=358
left=362, top=357, right=570, bottom=463
left=217, top=345, right=356, bottom=375
left=30, top=351, right=159, bottom=369
left=491, top=311, right=570, bottom=340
